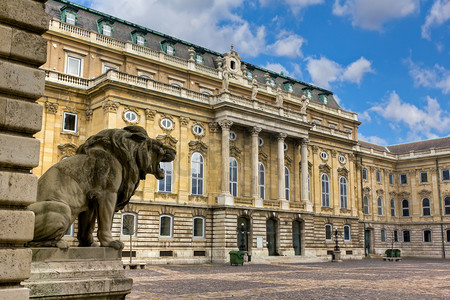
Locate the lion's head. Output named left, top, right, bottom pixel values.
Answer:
left=77, top=126, right=176, bottom=209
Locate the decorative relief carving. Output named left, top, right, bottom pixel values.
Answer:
left=277, top=132, right=287, bottom=141
left=188, top=140, right=208, bottom=161
left=418, top=189, right=432, bottom=197
left=363, top=187, right=371, bottom=195
left=319, top=164, right=331, bottom=174
left=191, top=121, right=206, bottom=139
left=57, top=143, right=78, bottom=158
left=218, top=120, right=233, bottom=130
left=179, top=116, right=190, bottom=127
left=397, top=191, right=410, bottom=198
left=250, top=126, right=262, bottom=136
left=45, top=101, right=59, bottom=114
left=376, top=189, right=384, bottom=196
left=102, top=100, right=119, bottom=113
left=145, top=109, right=156, bottom=120
left=285, top=155, right=292, bottom=168
left=209, top=122, right=219, bottom=132
left=331, top=149, right=337, bottom=158
left=156, top=134, right=178, bottom=150
left=258, top=149, right=268, bottom=164
left=338, top=167, right=349, bottom=177
left=312, top=145, right=319, bottom=154
left=308, top=161, right=312, bottom=173
left=389, top=191, right=397, bottom=197
left=85, top=109, right=93, bottom=121
left=230, top=145, right=242, bottom=160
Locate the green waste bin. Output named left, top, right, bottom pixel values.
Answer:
left=229, top=251, right=245, bottom=266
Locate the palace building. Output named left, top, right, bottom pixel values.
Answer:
left=36, top=0, right=450, bottom=263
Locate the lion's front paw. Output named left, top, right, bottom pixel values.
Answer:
left=56, top=240, right=69, bottom=249
left=108, top=240, right=124, bottom=250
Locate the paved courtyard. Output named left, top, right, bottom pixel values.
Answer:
left=125, top=258, right=450, bottom=299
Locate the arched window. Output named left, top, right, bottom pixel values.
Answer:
left=422, top=198, right=431, bottom=216
left=344, top=225, right=351, bottom=241
left=159, top=214, right=173, bottom=237
left=445, top=196, right=450, bottom=215
left=193, top=216, right=205, bottom=238
left=285, top=166, right=290, bottom=201
left=229, top=157, right=238, bottom=197
left=377, top=197, right=383, bottom=216
left=321, top=173, right=330, bottom=207
left=191, top=153, right=204, bottom=196
left=339, top=177, right=347, bottom=209
left=390, top=199, right=396, bottom=217
left=423, top=229, right=432, bottom=243
left=158, top=161, right=173, bottom=193
left=121, top=212, right=137, bottom=237
left=325, top=224, right=333, bottom=241
left=363, top=195, right=370, bottom=215
left=258, top=162, right=265, bottom=199
left=401, top=199, right=410, bottom=217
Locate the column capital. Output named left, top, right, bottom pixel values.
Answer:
left=301, top=138, right=310, bottom=146
left=218, top=120, right=233, bottom=130
left=277, top=132, right=287, bottom=141
left=102, top=100, right=119, bottom=114
left=250, top=126, right=262, bottom=136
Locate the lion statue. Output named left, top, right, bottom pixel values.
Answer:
left=28, top=126, right=176, bottom=250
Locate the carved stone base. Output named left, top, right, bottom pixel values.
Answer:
left=22, top=247, right=133, bottom=299
left=332, top=250, right=343, bottom=262
left=303, top=201, right=313, bottom=212
left=217, top=193, right=234, bottom=206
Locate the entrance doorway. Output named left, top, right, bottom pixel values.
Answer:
left=266, top=218, right=277, bottom=256
left=365, top=229, right=371, bottom=256
left=292, top=220, right=302, bottom=255
left=237, top=217, right=249, bottom=251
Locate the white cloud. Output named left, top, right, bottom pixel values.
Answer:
left=333, top=0, right=419, bottom=30
left=267, top=32, right=305, bottom=58
left=358, top=133, right=387, bottom=145
left=285, top=0, right=324, bottom=13
left=369, top=91, right=450, bottom=140
left=262, top=63, right=289, bottom=75
left=406, top=58, right=450, bottom=94
left=305, top=56, right=373, bottom=89
left=422, top=0, right=450, bottom=40
left=357, top=110, right=372, bottom=123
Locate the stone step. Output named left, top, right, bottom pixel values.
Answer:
left=249, top=255, right=329, bottom=264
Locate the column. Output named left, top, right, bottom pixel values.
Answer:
left=278, top=133, right=288, bottom=209
left=301, top=138, right=313, bottom=211
left=217, top=120, right=233, bottom=205
left=250, top=127, right=262, bottom=207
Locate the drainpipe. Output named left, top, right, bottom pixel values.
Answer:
left=436, top=159, right=446, bottom=259
left=210, top=207, right=214, bottom=263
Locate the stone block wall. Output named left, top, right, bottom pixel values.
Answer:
left=0, top=0, right=48, bottom=299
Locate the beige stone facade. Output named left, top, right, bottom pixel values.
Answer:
left=35, top=0, right=450, bottom=263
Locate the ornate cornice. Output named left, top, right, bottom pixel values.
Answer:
left=230, top=145, right=242, bottom=160
left=338, top=167, right=349, bottom=178
left=259, top=149, right=268, bottom=163
left=218, top=120, right=233, bottom=130
left=319, top=164, right=331, bottom=174
left=188, top=140, right=208, bottom=160
left=418, top=189, right=432, bottom=197
left=250, top=126, right=262, bottom=136
left=156, top=134, right=177, bottom=150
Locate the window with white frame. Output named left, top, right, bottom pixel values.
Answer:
left=191, top=153, right=204, bottom=196
left=320, top=151, right=328, bottom=160
left=423, top=230, right=432, bottom=242
left=389, top=173, right=394, bottom=185
left=229, top=131, right=237, bottom=141
left=443, top=169, right=450, bottom=181
left=158, top=161, right=173, bottom=193
left=193, top=216, right=205, bottom=238
left=193, top=125, right=204, bottom=135
left=420, top=172, right=428, bottom=183
left=377, top=197, right=383, bottom=216
left=66, top=12, right=76, bottom=25
left=166, top=44, right=174, bottom=55
left=422, top=198, right=431, bottom=216
left=229, top=157, right=238, bottom=197
left=66, top=55, right=81, bottom=76
left=161, top=118, right=173, bottom=130
left=285, top=166, right=290, bottom=201
left=362, top=168, right=368, bottom=181
left=344, top=225, right=351, bottom=241
left=363, top=195, right=369, bottom=215
left=258, top=137, right=264, bottom=147
left=381, top=229, right=386, bottom=242
left=400, top=174, right=408, bottom=185
left=401, top=199, right=410, bottom=217
left=444, top=196, right=450, bottom=215
left=339, top=155, right=346, bottom=163
left=303, top=89, right=312, bottom=99
left=258, top=162, right=265, bottom=199
left=62, top=112, right=78, bottom=133
left=195, top=54, right=204, bottom=64
left=390, top=198, right=396, bottom=217
left=376, top=171, right=382, bottom=183
left=124, top=110, right=138, bottom=123
left=103, top=64, right=117, bottom=73
left=159, top=215, right=173, bottom=237
left=136, top=35, right=145, bottom=46
left=65, top=223, right=74, bottom=237
left=339, top=176, right=348, bottom=209
left=102, top=24, right=112, bottom=36
left=403, top=230, right=411, bottom=242
left=121, top=212, right=137, bottom=237
left=321, top=173, right=330, bottom=207
left=325, top=224, right=333, bottom=241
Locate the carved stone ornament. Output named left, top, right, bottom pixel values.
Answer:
left=159, top=114, right=175, bottom=133
left=191, top=121, right=206, bottom=139
left=250, top=126, right=262, bottom=136
left=180, top=117, right=190, bottom=127
left=57, top=143, right=78, bottom=158
left=312, top=145, right=319, bottom=154
left=363, top=187, right=371, bottom=195
left=45, top=101, right=59, bottom=114
left=418, top=189, right=432, bottom=197
left=218, top=120, right=233, bottom=130
left=389, top=191, right=397, bottom=197
left=338, top=167, right=349, bottom=178
left=145, top=109, right=156, bottom=120
left=156, top=134, right=178, bottom=150
left=102, top=100, right=119, bottom=113
left=308, top=161, right=313, bottom=173
left=122, top=106, right=140, bottom=125
left=277, top=132, right=287, bottom=141
left=300, top=95, right=309, bottom=114
left=319, top=164, right=331, bottom=174
left=188, top=140, right=208, bottom=161
left=376, top=189, right=384, bottom=196
left=209, top=122, right=220, bottom=133
left=285, top=155, right=293, bottom=168
left=259, top=149, right=268, bottom=164
left=85, top=109, right=93, bottom=121
left=331, top=150, right=337, bottom=158
left=230, top=145, right=242, bottom=160
left=397, top=191, right=410, bottom=198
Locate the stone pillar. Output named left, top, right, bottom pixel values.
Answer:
left=250, top=127, right=262, bottom=207
left=301, top=138, right=313, bottom=211
left=0, top=1, right=49, bottom=299
left=277, top=133, right=288, bottom=209
left=217, top=120, right=233, bottom=205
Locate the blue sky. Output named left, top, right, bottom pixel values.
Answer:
left=68, top=0, right=450, bottom=146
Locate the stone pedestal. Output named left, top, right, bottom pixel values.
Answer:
left=332, top=250, right=342, bottom=262
left=217, top=193, right=234, bottom=206
left=22, top=248, right=133, bottom=299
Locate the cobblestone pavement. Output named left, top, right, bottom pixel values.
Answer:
left=125, top=258, right=450, bottom=299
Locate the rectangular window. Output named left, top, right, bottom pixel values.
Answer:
left=390, top=199, right=396, bottom=217
left=344, top=225, right=350, bottom=241
left=394, top=230, right=398, bottom=242
left=376, top=171, right=382, bottom=183
left=158, top=162, right=172, bottom=193
left=166, top=44, right=174, bottom=55
left=62, top=112, right=77, bottom=133
left=389, top=173, right=394, bottom=185
left=325, top=224, right=332, bottom=241
left=136, top=35, right=145, bottom=46
left=403, top=230, right=411, bottom=242
left=400, top=174, right=408, bottom=185
left=423, top=230, right=432, bottom=243
left=193, top=217, right=204, bottom=238
left=362, top=168, right=368, bottom=181
left=103, top=24, right=112, bottom=36
left=66, top=12, right=76, bottom=25
left=66, top=56, right=81, bottom=76
left=447, top=229, right=450, bottom=242
left=381, top=229, right=386, bottom=242
left=443, top=169, right=450, bottom=181
left=159, top=215, right=172, bottom=237
left=420, top=172, right=428, bottom=183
